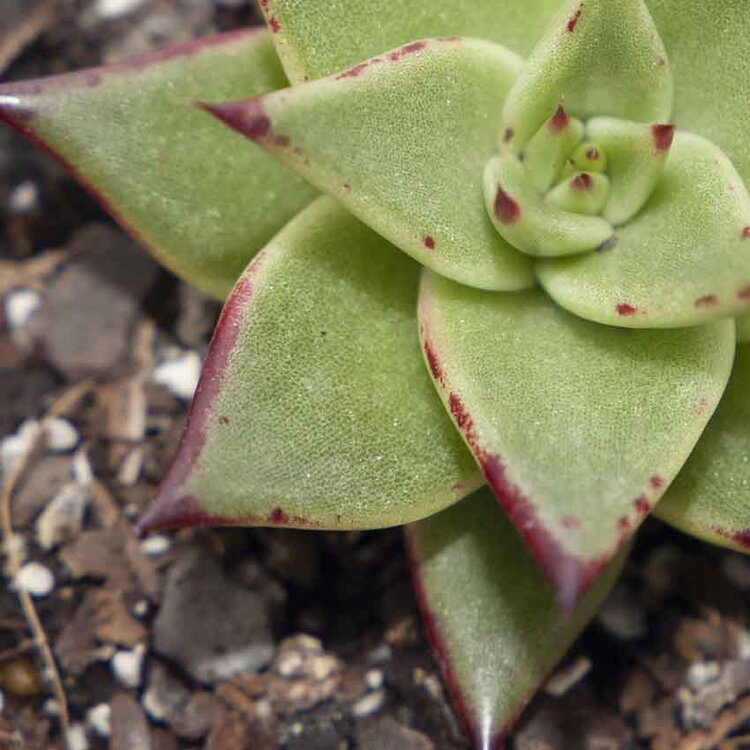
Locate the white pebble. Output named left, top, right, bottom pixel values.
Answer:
left=544, top=655, right=592, bottom=696
left=255, top=698, right=272, bottom=720
left=367, top=643, right=392, bottom=664
left=1, top=421, right=37, bottom=475
left=365, top=669, right=385, bottom=691
left=152, top=350, right=202, bottom=401
left=8, top=181, right=38, bottom=214
left=132, top=599, right=149, bottom=618
left=351, top=690, right=385, bottom=718
left=44, top=418, right=79, bottom=453
left=3, top=533, right=27, bottom=575
left=36, top=482, right=89, bottom=551
left=94, top=0, right=146, bottom=19
left=111, top=645, right=145, bottom=689
left=139, top=534, right=171, bottom=557
left=86, top=703, right=112, bottom=738
left=42, top=698, right=61, bottom=716
left=4, top=288, right=41, bottom=330
left=13, top=562, right=54, bottom=597
left=65, top=723, right=89, bottom=750
left=686, top=661, right=720, bottom=690
left=72, top=449, right=94, bottom=486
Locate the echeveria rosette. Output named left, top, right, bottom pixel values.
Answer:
left=2, top=0, right=750, bottom=747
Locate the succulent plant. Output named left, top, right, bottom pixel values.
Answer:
left=2, top=0, right=749, bottom=745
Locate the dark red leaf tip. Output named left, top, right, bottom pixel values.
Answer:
left=694, top=294, right=718, bottom=308
left=268, top=16, right=280, bottom=33
left=566, top=3, right=583, bottom=32
left=196, top=98, right=271, bottom=142
left=549, top=103, right=570, bottom=134
left=738, top=285, right=750, bottom=301
left=585, top=147, right=600, bottom=161
left=652, top=124, right=675, bottom=153
left=616, top=302, right=637, bottom=316
left=493, top=187, right=521, bottom=225
left=571, top=172, right=593, bottom=191
left=503, top=127, right=514, bottom=143
left=741, top=226, right=750, bottom=239
left=649, top=475, right=664, bottom=490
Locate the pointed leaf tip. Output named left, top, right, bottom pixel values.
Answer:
left=196, top=98, right=271, bottom=142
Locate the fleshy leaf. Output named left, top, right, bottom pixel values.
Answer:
left=259, top=0, right=562, bottom=83
left=418, top=276, right=735, bottom=611
left=0, top=30, right=316, bottom=299
left=738, top=314, right=750, bottom=344
left=649, top=0, right=750, bottom=186
left=586, top=118, right=674, bottom=226
left=501, top=0, right=673, bottom=153
left=136, top=197, right=482, bottom=535
left=202, top=38, right=535, bottom=291
left=545, top=171, right=610, bottom=216
left=406, top=489, right=627, bottom=748
left=484, top=149, right=613, bottom=257
left=538, top=132, right=750, bottom=328
left=655, top=342, right=750, bottom=554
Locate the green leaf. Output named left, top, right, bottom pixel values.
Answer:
left=136, top=197, right=482, bottom=535
left=418, top=276, right=735, bottom=611
left=0, top=30, right=317, bottom=299
left=500, top=0, right=673, bottom=153
left=203, top=38, right=535, bottom=291
left=649, top=0, right=750, bottom=187
left=260, top=0, right=562, bottom=83
left=538, top=132, right=750, bottom=328
left=406, top=489, right=627, bottom=748
left=655, top=342, right=750, bottom=554
left=738, top=314, right=750, bottom=344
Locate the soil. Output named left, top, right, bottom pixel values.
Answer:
left=3, top=2, right=750, bottom=749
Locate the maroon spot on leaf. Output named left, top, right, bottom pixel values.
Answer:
left=218, top=416, right=231, bottom=425
left=713, top=526, right=750, bottom=551
left=335, top=62, right=370, bottom=80
left=269, top=507, right=289, bottom=524
left=652, top=124, right=675, bottom=153
left=571, top=173, right=593, bottom=192
left=738, top=285, right=750, bottom=301
left=274, top=134, right=290, bottom=147
left=561, top=515, right=580, bottom=530
left=423, top=235, right=436, bottom=251
left=585, top=147, right=599, bottom=161
left=742, top=226, right=750, bottom=239
left=267, top=16, right=280, bottom=32
left=649, top=475, right=664, bottom=490
left=566, top=3, right=583, bottom=33
left=197, top=98, right=271, bottom=142
left=342, top=181, right=351, bottom=192
left=422, top=338, right=444, bottom=385
left=548, top=103, right=570, bottom=134
left=448, top=392, right=475, bottom=434
left=694, top=294, right=718, bottom=308
left=616, top=302, right=637, bottom=316
left=656, top=55, right=667, bottom=67
left=634, top=495, right=650, bottom=516
left=503, top=127, right=514, bottom=143
left=618, top=516, right=631, bottom=534
left=493, top=188, right=521, bottom=225
left=387, top=41, right=427, bottom=62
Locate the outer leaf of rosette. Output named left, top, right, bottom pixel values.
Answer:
left=501, top=0, right=673, bottom=153
left=136, top=197, right=482, bottom=535
left=538, top=132, right=750, bottom=328
left=737, top=314, right=750, bottom=344
left=0, top=30, right=317, bottom=299
left=649, top=0, right=750, bottom=190
left=259, top=0, right=562, bottom=83
left=655, top=342, right=750, bottom=555
left=406, top=489, right=627, bottom=749
left=201, top=38, right=534, bottom=292
left=418, top=275, right=735, bottom=612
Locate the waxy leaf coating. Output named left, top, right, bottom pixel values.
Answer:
left=0, top=30, right=316, bottom=299
left=202, top=38, right=535, bottom=291
left=419, top=276, right=735, bottom=611
left=260, top=0, right=563, bottom=83
left=538, top=133, right=750, bottom=329
left=655, top=343, right=750, bottom=554
left=137, top=197, right=482, bottom=535
left=406, top=489, right=627, bottom=748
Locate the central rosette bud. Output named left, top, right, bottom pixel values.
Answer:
left=484, top=101, right=675, bottom=258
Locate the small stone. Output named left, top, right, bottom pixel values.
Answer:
left=0, top=690, right=4, bottom=712
left=72, top=449, right=94, bottom=486
left=686, top=661, right=721, bottom=690
left=365, top=669, right=385, bottom=691
left=142, top=662, right=189, bottom=722
left=44, top=418, right=79, bottom=453
left=111, top=645, right=146, bottom=689
left=0, top=420, right=37, bottom=475
left=722, top=554, right=750, bottom=589
left=95, top=0, right=146, bottom=18
left=13, top=561, right=54, bottom=597
left=111, top=693, right=152, bottom=750
left=2, top=533, right=27, bottom=575
left=65, top=723, right=89, bottom=750
left=4, top=289, right=42, bottom=330
left=87, top=703, right=112, bottom=737
left=43, top=698, right=61, bottom=716
left=132, top=599, right=149, bottom=618
left=8, top=181, right=39, bottom=214
left=367, top=644, right=392, bottom=664
left=356, top=717, right=434, bottom=750
left=168, top=691, right=223, bottom=740
left=139, top=534, right=171, bottom=557
left=0, top=657, right=42, bottom=696
left=351, top=690, right=385, bottom=718
left=544, top=655, right=592, bottom=696
left=152, top=350, right=201, bottom=401
left=35, top=482, right=89, bottom=551
left=596, top=585, right=647, bottom=641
